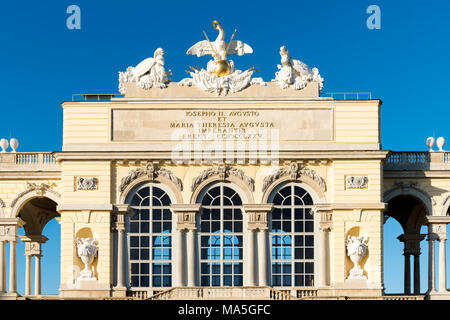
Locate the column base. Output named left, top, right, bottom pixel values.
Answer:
left=112, top=286, right=127, bottom=298
left=60, top=280, right=111, bottom=298
left=0, top=291, right=20, bottom=300
left=427, top=291, right=450, bottom=300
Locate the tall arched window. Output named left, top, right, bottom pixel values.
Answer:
left=126, top=183, right=173, bottom=288
left=198, top=183, right=244, bottom=287
left=270, top=183, right=314, bottom=287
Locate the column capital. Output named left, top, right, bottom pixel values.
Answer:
left=112, top=204, right=133, bottom=231
left=171, top=204, right=201, bottom=231
left=20, top=235, right=48, bottom=256
left=243, top=204, right=273, bottom=231
left=112, top=204, right=132, bottom=214
left=313, top=204, right=333, bottom=231
left=0, top=218, right=26, bottom=242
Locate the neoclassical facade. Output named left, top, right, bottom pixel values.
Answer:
left=0, top=22, right=449, bottom=300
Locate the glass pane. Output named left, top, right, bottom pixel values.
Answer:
left=130, top=249, right=139, bottom=260
left=153, top=209, right=162, bottom=220
left=201, top=276, right=210, bottom=286
left=163, top=276, right=172, bottom=287
left=161, top=194, right=171, bottom=205
left=140, top=197, right=150, bottom=206
left=131, top=276, right=139, bottom=287
left=130, top=236, right=139, bottom=247
left=141, top=276, right=149, bottom=287
left=209, top=186, right=220, bottom=198
left=272, top=208, right=281, bottom=220
left=234, top=263, right=243, bottom=274
left=140, top=209, right=149, bottom=220
left=201, top=222, right=210, bottom=232
left=224, top=209, right=232, bottom=220
left=163, top=209, right=171, bottom=220
left=282, top=275, right=291, bottom=286
left=138, top=186, right=150, bottom=199
left=302, top=193, right=313, bottom=205
left=201, top=263, right=209, bottom=274
left=141, top=222, right=149, bottom=233
left=140, top=249, right=149, bottom=260
left=130, top=222, right=139, bottom=233
left=234, top=276, right=243, bottom=286
left=140, top=263, right=149, bottom=274
left=212, top=276, right=220, bottom=286
left=153, top=222, right=162, bottom=233
left=152, top=276, right=161, bottom=287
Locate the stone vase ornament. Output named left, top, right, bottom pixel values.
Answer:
left=426, top=137, right=435, bottom=152
left=436, top=137, right=445, bottom=151
left=76, top=237, right=99, bottom=280
left=9, top=138, right=18, bottom=153
left=0, top=139, right=8, bottom=153
left=345, top=236, right=368, bottom=279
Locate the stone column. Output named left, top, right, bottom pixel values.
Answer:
left=174, top=229, right=185, bottom=287
left=398, top=233, right=425, bottom=295
left=24, top=254, right=32, bottom=296
left=171, top=204, right=201, bottom=287
left=0, top=241, right=5, bottom=293
left=314, top=205, right=332, bottom=288
left=8, top=240, right=17, bottom=294
left=243, top=204, right=273, bottom=287
left=112, top=205, right=131, bottom=297
left=404, top=252, right=411, bottom=294
left=34, top=255, right=42, bottom=296
left=186, top=229, right=197, bottom=286
left=19, top=234, right=47, bottom=296
left=413, top=253, right=420, bottom=294
left=0, top=218, right=25, bottom=297
left=116, top=227, right=125, bottom=288
left=257, top=229, right=268, bottom=286
left=438, top=233, right=447, bottom=293
left=427, top=227, right=437, bottom=293
left=245, top=229, right=257, bottom=286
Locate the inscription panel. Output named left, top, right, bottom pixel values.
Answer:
left=111, top=108, right=334, bottom=142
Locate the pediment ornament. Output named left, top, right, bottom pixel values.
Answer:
left=262, top=162, right=326, bottom=192
left=119, top=163, right=183, bottom=193
left=191, top=165, right=255, bottom=192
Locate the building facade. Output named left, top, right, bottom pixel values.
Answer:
left=0, top=22, right=449, bottom=300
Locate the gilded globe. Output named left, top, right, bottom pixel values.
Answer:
left=214, top=60, right=231, bottom=77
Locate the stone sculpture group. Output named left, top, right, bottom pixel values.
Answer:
left=119, top=21, right=324, bottom=96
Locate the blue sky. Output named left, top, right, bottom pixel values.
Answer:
left=1, top=0, right=449, bottom=294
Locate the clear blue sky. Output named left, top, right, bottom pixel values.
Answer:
left=1, top=0, right=449, bottom=294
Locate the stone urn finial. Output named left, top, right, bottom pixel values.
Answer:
left=0, top=139, right=8, bottom=153
left=76, top=237, right=98, bottom=280
left=426, top=137, right=435, bottom=152
left=345, top=236, right=368, bottom=279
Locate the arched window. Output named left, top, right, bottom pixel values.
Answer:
left=270, top=183, right=314, bottom=287
left=198, top=183, right=244, bottom=287
left=126, top=183, right=173, bottom=288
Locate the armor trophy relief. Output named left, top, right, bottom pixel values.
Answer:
left=118, top=20, right=324, bottom=96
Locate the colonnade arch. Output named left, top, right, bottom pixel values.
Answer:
left=384, top=186, right=430, bottom=295
left=0, top=188, right=60, bottom=297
